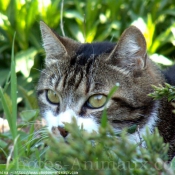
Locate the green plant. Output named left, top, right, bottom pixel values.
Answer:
left=0, top=35, right=47, bottom=172
left=0, top=33, right=19, bottom=168
left=43, top=119, right=173, bottom=175
left=149, top=83, right=175, bottom=102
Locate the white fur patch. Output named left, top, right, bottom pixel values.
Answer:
left=126, top=39, right=140, bottom=57
left=44, top=101, right=159, bottom=144
left=44, top=109, right=98, bottom=134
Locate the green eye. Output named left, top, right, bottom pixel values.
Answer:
left=47, top=90, right=59, bottom=104
left=87, top=94, right=107, bottom=108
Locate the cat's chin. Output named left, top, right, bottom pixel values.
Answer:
left=43, top=109, right=99, bottom=138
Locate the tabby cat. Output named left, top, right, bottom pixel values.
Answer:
left=37, top=21, right=175, bottom=160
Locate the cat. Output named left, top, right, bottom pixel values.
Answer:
left=37, top=21, right=175, bottom=160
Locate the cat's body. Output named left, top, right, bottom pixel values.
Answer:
left=37, top=22, right=175, bottom=160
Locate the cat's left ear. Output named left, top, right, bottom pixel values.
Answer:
left=40, top=21, right=67, bottom=58
left=40, top=21, right=80, bottom=65
left=108, top=26, right=147, bottom=70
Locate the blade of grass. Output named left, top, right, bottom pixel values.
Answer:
left=10, top=32, right=19, bottom=169
left=0, top=88, right=12, bottom=128
left=3, top=71, right=11, bottom=93
left=20, top=110, right=39, bottom=155
left=101, top=83, right=119, bottom=128
left=11, top=32, right=17, bottom=138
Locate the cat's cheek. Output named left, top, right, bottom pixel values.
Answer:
left=43, top=109, right=99, bottom=136
left=44, top=110, right=60, bottom=133
left=76, top=117, right=99, bottom=133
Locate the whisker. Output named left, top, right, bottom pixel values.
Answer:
left=20, top=133, right=48, bottom=151
left=32, top=68, right=49, bottom=76
left=25, top=121, right=45, bottom=125
left=34, top=135, right=49, bottom=145
left=20, top=127, right=48, bottom=141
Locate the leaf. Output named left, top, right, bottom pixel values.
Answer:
left=127, top=124, right=137, bottom=134
left=10, top=32, right=17, bottom=138
left=26, top=0, right=38, bottom=29
left=20, top=110, right=39, bottom=122
left=64, top=10, right=84, bottom=21
left=101, top=109, right=107, bottom=128
left=0, top=139, right=8, bottom=149
left=0, top=45, right=10, bottom=53
left=0, top=69, right=10, bottom=86
left=107, top=83, right=119, bottom=102
left=101, top=84, right=119, bottom=128
left=170, top=157, right=175, bottom=171
left=0, top=164, right=6, bottom=171
left=0, top=88, right=12, bottom=130
left=15, top=47, right=37, bottom=77
left=7, top=0, right=16, bottom=27
left=18, top=86, right=38, bottom=109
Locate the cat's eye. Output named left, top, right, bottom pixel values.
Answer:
left=46, top=90, right=59, bottom=104
left=87, top=94, right=107, bottom=109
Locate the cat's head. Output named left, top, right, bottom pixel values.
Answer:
left=37, top=22, right=163, bottom=140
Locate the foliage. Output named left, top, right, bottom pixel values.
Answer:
left=44, top=120, right=172, bottom=175
left=149, top=83, right=175, bottom=102
left=0, top=34, right=47, bottom=171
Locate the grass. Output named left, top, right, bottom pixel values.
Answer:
left=0, top=34, right=46, bottom=172
left=0, top=33, right=19, bottom=169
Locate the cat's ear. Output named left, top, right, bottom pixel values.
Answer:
left=40, top=21, right=81, bottom=65
left=40, top=21, right=67, bottom=57
left=108, top=26, right=147, bottom=70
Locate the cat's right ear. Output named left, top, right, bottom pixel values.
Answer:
left=40, top=21, right=67, bottom=64
left=107, top=26, right=147, bottom=72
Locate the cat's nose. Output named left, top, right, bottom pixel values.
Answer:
left=58, top=126, right=68, bottom=138
left=52, top=126, right=68, bottom=138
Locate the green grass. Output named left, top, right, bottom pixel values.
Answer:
left=45, top=122, right=172, bottom=175
left=0, top=35, right=47, bottom=172
left=0, top=33, right=18, bottom=169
